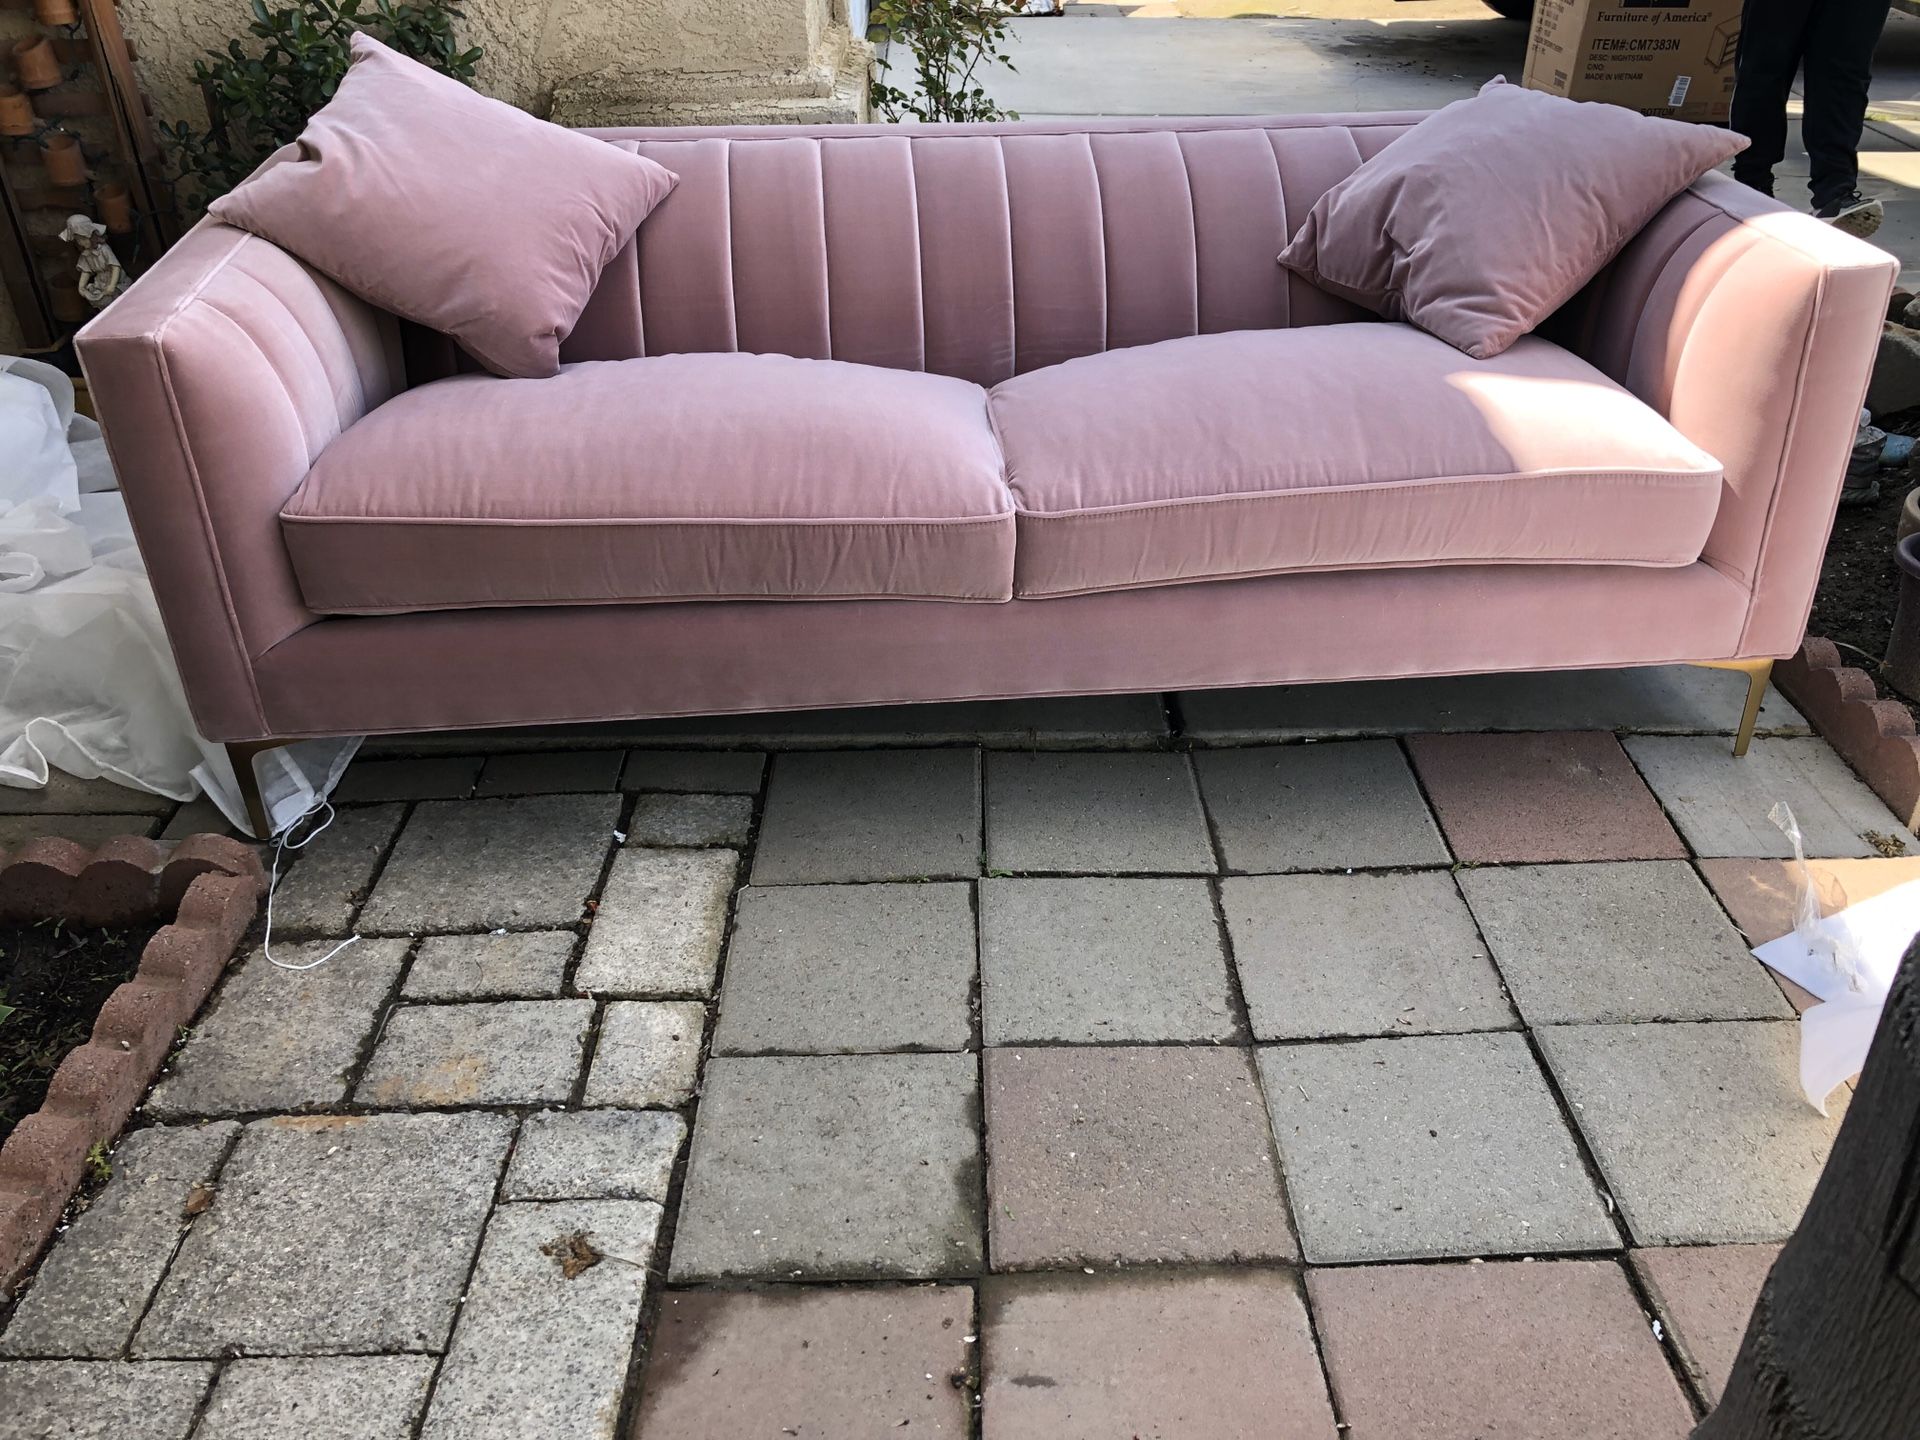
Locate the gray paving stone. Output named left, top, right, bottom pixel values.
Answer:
left=1180, top=666, right=1808, bottom=741
left=197, top=1356, right=437, bottom=1440
left=583, top=1001, right=707, bottom=1107
left=0, top=813, right=162, bottom=846
left=1258, top=1033, right=1617, bottom=1263
left=421, top=1200, right=661, bottom=1440
left=0, top=1361, right=213, bottom=1439
left=359, top=794, right=619, bottom=932
left=1194, top=740, right=1449, bottom=872
left=146, top=939, right=409, bottom=1119
left=985, top=752, right=1213, bottom=874
left=753, top=750, right=981, bottom=884
left=575, top=849, right=736, bottom=995
left=1537, top=1022, right=1848, bottom=1246
left=475, top=749, right=624, bottom=796
left=1222, top=872, right=1515, bottom=1040
left=979, top=877, right=1234, bottom=1044
left=615, top=695, right=1170, bottom=749
left=357, top=1000, right=593, bottom=1107
left=364, top=726, right=661, bottom=758
left=627, top=792, right=754, bottom=847
left=503, top=1110, right=686, bottom=1201
left=403, top=931, right=574, bottom=1001
left=0, top=771, right=173, bottom=815
left=136, top=1112, right=512, bottom=1357
left=158, top=796, right=244, bottom=842
left=621, top=748, right=766, bottom=793
left=1459, top=862, right=1794, bottom=1026
left=1621, top=736, right=1905, bottom=858
left=270, top=803, right=404, bottom=935
left=0, top=1124, right=238, bottom=1359
left=714, top=883, right=975, bottom=1054
left=333, top=756, right=480, bottom=803
left=984, top=1046, right=1295, bottom=1268
left=671, top=1053, right=983, bottom=1281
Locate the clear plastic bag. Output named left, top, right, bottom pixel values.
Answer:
left=1770, top=800, right=1866, bottom=994
left=0, top=355, right=359, bottom=838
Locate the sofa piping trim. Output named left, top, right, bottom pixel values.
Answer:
left=1015, top=548, right=1710, bottom=601
left=1005, top=464, right=1722, bottom=520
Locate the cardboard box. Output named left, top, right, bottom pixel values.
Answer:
left=1523, top=0, right=1743, bottom=124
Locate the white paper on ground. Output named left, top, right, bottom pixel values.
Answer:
left=1754, top=878, right=1920, bottom=1113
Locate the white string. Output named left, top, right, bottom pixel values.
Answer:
left=261, top=799, right=361, bottom=972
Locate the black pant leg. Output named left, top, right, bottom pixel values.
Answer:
left=1801, top=0, right=1893, bottom=208
left=1732, top=0, right=1818, bottom=194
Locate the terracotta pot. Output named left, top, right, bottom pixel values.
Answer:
left=11, top=36, right=62, bottom=92
left=96, top=179, right=131, bottom=233
left=0, top=84, right=34, bottom=137
left=42, top=130, right=85, bottom=187
left=48, top=271, right=88, bottom=323
left=33, top=0, right=79, bottom=25
left=1900, top=486, right=1920, bottom=546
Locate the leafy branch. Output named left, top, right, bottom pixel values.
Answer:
left=158, top=0, right=481, bottom=207
left=869, top=0, right=1019, bottom=124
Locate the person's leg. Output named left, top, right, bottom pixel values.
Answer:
left=1732, top=0, right=1817, bottom=196
left=1801, top=0, right=1894, bottom=211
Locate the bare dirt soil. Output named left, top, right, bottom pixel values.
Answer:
left=1, top=920, right=158, bottom=1145
left=1808, top=407, right=1920, bottom=703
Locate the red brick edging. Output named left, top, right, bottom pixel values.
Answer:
left=1775, top=637, right=1920, bottom=832
left=0, top=834, right=264, bottom=1293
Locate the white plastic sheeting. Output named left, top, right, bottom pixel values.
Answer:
left=0, top=356, right=357, bottom=837
left=1754, top=802, right=1920, bottom=1113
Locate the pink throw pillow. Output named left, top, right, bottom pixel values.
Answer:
left=1277, top=78, right=1747, bottom=359
left=211, top=33, right=677, bottom=379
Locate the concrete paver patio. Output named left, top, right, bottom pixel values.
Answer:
left=0, top=666, right=1903, bottom=1435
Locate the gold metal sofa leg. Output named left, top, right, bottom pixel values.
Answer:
left=1692, top=659, right=1775, bottom=758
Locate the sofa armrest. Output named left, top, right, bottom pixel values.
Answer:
left=76, top=222, right=404, bottom=740
left=1567, top=171, right=1897, bottom=658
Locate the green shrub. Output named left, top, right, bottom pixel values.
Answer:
left=160, top=0, right=481, bottom=206
left=869, top=0, right=1018, bottom=124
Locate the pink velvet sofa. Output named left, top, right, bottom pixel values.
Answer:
left=76, top=112, right=1896, bottom=828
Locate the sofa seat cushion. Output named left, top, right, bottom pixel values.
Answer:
left=282, top=353, right=1015, bottom=612
left=987, top=323, right=1725, bottom=599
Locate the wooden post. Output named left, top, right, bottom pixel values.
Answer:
left=1696, top=936, right=1920, bottom=1438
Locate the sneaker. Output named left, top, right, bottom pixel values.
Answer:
left=1816, top=191, right=1884, bottom=239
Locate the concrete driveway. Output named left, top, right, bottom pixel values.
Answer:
left=988, top=1, right=1920, bottom=279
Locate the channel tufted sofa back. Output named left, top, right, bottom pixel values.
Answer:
left=559, top=115, right=1422, bottom=384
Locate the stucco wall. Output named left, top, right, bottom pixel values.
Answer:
left=118, top=0, right=864, bottom=131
